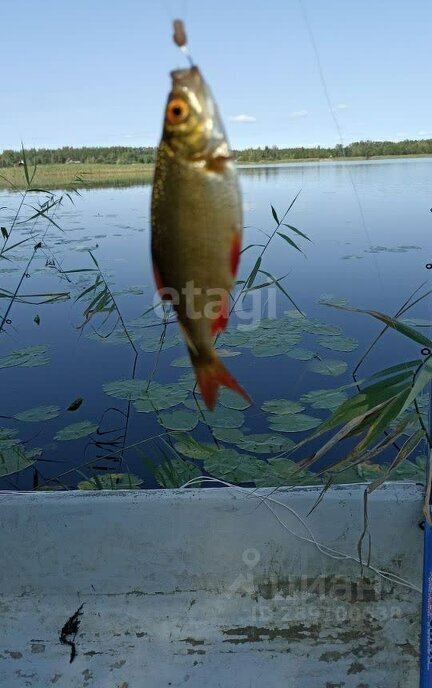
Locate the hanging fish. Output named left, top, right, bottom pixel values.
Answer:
left=151, top=24, right=250, bottom=410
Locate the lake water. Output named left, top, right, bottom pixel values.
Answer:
left=1, top=158, right=431, bottom=490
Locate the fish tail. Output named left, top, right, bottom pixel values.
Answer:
left=193, top=351, right=251, bottom=411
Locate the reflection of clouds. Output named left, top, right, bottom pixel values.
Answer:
left=243, top=200, right=256, bottom=212
left=229, top=114, right=257, bottom=123
left=288, top=110, right=308, bottom=119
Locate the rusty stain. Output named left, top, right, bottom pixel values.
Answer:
left=180, top=637, right=205, bottom=646
left=187, top=648, right=206, bottom=655
left=319, top=650, right=350, bottom=662
left=6, top=650, right=22, bottom=659
left=396, top=641, right=419, bottom=658
left=111, top=659, right=126, bottom=669
left=31, top=642, right=46, bottom=653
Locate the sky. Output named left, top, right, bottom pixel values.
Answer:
left=1, top=0, right=431, bottom=152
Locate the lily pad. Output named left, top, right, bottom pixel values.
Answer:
left=268, top=413, right=321, bottom=433
left=211, top=427, right=245, bottom=443
left=154, top=458, right=202, bottom=488
left=318, top=294, right=349, bottom=307
left=199, top=406, right=245, bottom=429
left=170, top=356, right=192, bottom=368
left=204, top=448, right=269, bottom=484
left=0, top=444, right=41, bottom=478
left=78, top=473, right=143, bottom=490
left=236, top=433, right=296, bottom=454
left=300, top=388, right=349, bottom=410
left=301, top=320, right=343, bottom=336
left=261, top=399, right=305, bottom=415
left=0, top=428, right=20, bottom=450
left=174, top=437, right=216, bottom=460
left=267, top=457, right=318, bottom=485
left=0, top=345, right=49, bottom=369
left=14, top=405, right=61, bottom=423
left=103, top=379, right=149, bottom=400
left=307, top=358, right=348, bottom=377
left=140, top=334, right=181, bottom=353
left=54, top=420, right=98, bottom=441
left=219, top=388, right=252, bottom=410
left=286, top=347, right=315, bottom=360
left=318, top=336, right=359, bottom=352
left=133, top=382, right=188, bottom=413
left=158, top=410, right=198, bottom=431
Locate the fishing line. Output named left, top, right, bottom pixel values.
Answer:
left=179, top=476, right=421, bottom=594
left=296, top=0, right=385, bottom=291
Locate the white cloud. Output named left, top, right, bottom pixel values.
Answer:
left=288, top=110, right=308, bottom=119
left=228, top=114, right=256, bottom=123
left=333, top=103, right=349, bottom=111
left=418, top=130, right=429, bottom=137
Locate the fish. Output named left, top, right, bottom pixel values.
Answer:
left=151, top=64, right=251, bottom=410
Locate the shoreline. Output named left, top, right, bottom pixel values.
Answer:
left=0, top=154, right=431, bottom=190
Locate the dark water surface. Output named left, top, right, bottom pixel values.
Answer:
left=1, top=158, right=431, bottom=489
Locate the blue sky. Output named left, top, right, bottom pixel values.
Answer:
left=1, top=0, right=431, bottom=151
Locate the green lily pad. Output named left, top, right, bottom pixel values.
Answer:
left=261, top=399, right=305, bottom=415
left=0, top=444, right=42, bottom=478
left=170, top=356, right=192, bottom=368
left=54, top=420, right=98, bottom=441
left=158, top=410, right=198, bottom=431
left=211, top=427, right=245, bottom=443
left=318, top=294, right=349, bottom=307
left=268, top=413, right=322, bottom=433
left=14, top=405, right=61, bottom=423
left=103, top=379, right=149, bottom=400
left=267, top=457, right=318, bottom=485
left=318, top=336, right=359, bottom=352
left=177, top=372, right=198, bottom=391
left=236, top=433, right=296, bottom=454
left=300, top=388, right=349, bottom=410
left=78, top=473, right=143, bottom=490
left=301, top=320, right=343, bottom=336
left=133, top=382, right=188, bottom=413
left=140, top=334, right=181, bottom=353
left=174, top=437, right=216, bottom=460
left=307, top=358, right=348, bottom=376
left=286, top=347, right=315, bottom=360
left=204, top=448, right=268, bottom=484
left=0, top=428, right=20, bottom=450
left=391, top=455, right=426, bottom=482
left=219, top=388, right=252, bottom=410
left=0, top=345, right=49, bottom=369
left=199, top=406, right=245, bottom=429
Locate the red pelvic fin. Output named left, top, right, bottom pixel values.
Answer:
left=194, top=352, right=252, bottom=411
left=230, top=228, right=242, bottom=278
left=152, top=260, right=172, bottom=301
left=211, top=293, right=229, bottom=336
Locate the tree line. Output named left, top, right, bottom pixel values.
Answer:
left=1, top=139, right=431, bottom=167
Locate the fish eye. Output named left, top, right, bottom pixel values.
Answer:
left=166, top=98, right=190, bottom=125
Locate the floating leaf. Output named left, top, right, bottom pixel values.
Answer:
left=286, top=347, right=315, bottom=360
left=211, top=427, right=245, bottom=443
left=300, top=388, right=349, bottom=410
left=174, top=437, right=216, bottom=460
left=0, top=444, right=41, bottom=478
left=300, top=320, right=343, bottom=336
left=103, top=379, right=149, bottom=401
left=319, top=294, right=349, bottom=307
left=67, top=397, right=83, bottom=412
left=204, top=448, right=267, bottom=484
left=0, top=428, right=20, bottom=450
left=307, top=358, right=348, bottom=376
left=140, top=334, right=181, bottom=353
left=170, top=356, right=192, bottom=368
left=236, top=433, right=295, bottom=454
left=318, top=336, right=359, bottom=352
left=0, top=345, right=49, bottom=369
left=199, top=406, right=245, bottom=429
left=14, top=405, right=61, bottom=422
left=261, top=399, right=305, bottom=415
left=54, top=420, right=98, bottom=441
left=133, top=382, right=188, bottom=412
left=158, top=410, right=198, bottom=431
left=78, top=473, right=143, bottom=490
left=219, top=388, right=252, bottom=410
left=33, top=314, right=40, bottom=326
left=267, top=458, right=318, bottom=485
left=268, top=413, right=321, bottom=433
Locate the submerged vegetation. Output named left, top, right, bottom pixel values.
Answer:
left=0, top=153, right=431, bottom=509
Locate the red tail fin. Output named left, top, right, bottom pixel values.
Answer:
left=194, top=352, right=252, bottom=411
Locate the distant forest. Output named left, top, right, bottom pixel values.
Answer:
left=1, top=139, right=432, bottom=167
